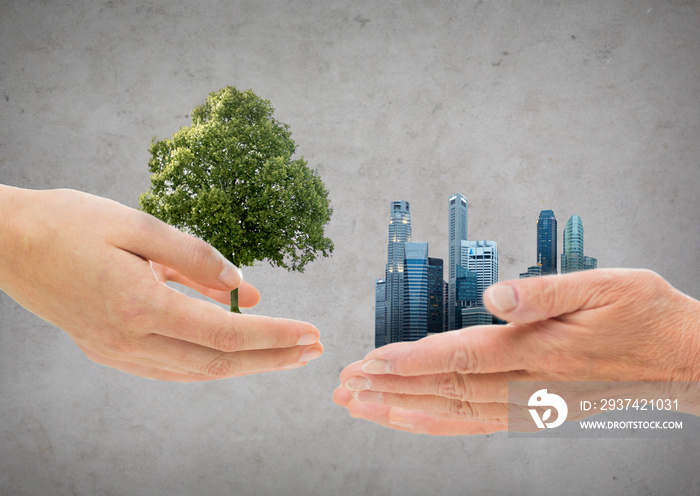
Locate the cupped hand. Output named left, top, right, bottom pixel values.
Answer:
left=0, top=186, right=323, bottom=381
left=334, top=269, right=700, bottom=435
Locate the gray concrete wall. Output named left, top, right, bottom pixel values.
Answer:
left=1, top=1, right=699, bottom=494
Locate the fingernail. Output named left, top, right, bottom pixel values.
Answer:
left=345, top=376, right=372, bottom=391
left=218, top=262, right=243, bottom=288
left=281, top=362, right=305, bottom=370
left=299, top=347, right=322, bottom=362
left=362, top=359, right=392, bottom=374
left=488, top=284, right=518, bottom=312
left=389, top=418, right=414, bottom=430
left=354, top=390, right=383, bottom=404
left=297, top=333, right=319, bottom=346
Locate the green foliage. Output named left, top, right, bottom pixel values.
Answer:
left=139, top=86, right=333, bottom=272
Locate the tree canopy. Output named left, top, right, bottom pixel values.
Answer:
left=139, top=86, right=334, bottom=276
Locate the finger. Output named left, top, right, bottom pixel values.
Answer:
left=360, top=326, right=537, bottom=376
left=483, top=268, right=638, bottom=324
left=333, top=384, right=355, bottom=408
left=115, top=208, right=242, bottom=291
left=135, top=334, right=324, bottom=378
left=231, top=280, right=261, bottom=308
left=77, top=343, right=214, bottom=382
left=188, top=279, right=260, bottom=308
left=152, top=263, right=260, bottom=307
left=93, top=358, right=214, bottom=382
left=384, top=407, right=508, bottom=436
left=351, top=390, right=511, bottom=423
left=156, top=285, right=320, bottom=352
left=341, top=363, right=527, bottom=403
left=333, top=386, right=410, bottom=430
left=333, top=386, right=419, bottom=432
left=333, top=386, right=506, bottom=436
left=82, top=342, right=312, bottom=381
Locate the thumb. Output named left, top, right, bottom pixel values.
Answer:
left=483, top=269, right=621, bottom=324
left=116, top=209, right=242, bottom=291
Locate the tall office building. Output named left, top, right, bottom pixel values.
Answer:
left=448, top=193, right=468, bottom=330
left=454, top=264, right=478, bottom=329
left=402, top=242, right=429, bottom=341
left=443, top=278, right=449, bottom=332
left=461, top=240, right=498, bottom=305
left=376, top=201, right=448, bottom=346
left=561, top=215, right=584, bottom=273
left=537, top=210, right=557, bottom=275
left=383, top=201, right=412, bottom=345
left=427, top=258, right=445, bottom=334
left=374, top=279, right=386, bottom=348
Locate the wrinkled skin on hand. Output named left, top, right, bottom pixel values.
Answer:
left=334, top=269, right=700, bottom=435
left=0, top=186, right=323, bottom=381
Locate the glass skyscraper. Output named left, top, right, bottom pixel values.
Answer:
left=455, top=264, right=478, bottom=305
left=376, top=201, right=449, bottom=347
left=561, top=215, right=585, bottom=273
left=403, top=242, right=429, bottom=341
left=537, top=210, right=557, bottom=275
left=448, top=193, right=468, bottom=330
left=374, top=279, right=386, bottom=348
left=382, top=201, right=412, bottom=345
left=427, top=257, right=445, bottom=334
left=454, top=264, right=478, bottom=329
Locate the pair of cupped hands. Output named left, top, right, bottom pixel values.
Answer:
left=2, top=187, right=699, bottom=435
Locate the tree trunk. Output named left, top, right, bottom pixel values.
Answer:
left=230, top=287, right=241, bottom=313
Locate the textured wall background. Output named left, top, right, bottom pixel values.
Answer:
left=1, top=1, right=699, bottom=495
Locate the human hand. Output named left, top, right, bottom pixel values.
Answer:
left=334, top=269, right=700, bottom=435
left=0, top=186, right=323, bottom=381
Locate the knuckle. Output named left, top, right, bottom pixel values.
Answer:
left=450, top=334, right=479, bottom=373
left=587, top=269, right=659, bottom=308
left=203, top=354, right=240, bottom=377
left=447, top=399, right=476, bottom=418
left=101, top=333, right=139, bottom=357
left=435, top=373, right=472, bottom=401
left=211, top=323, right=244, bottom=352
left=630, top=269, right=667, bottom=296
left=186, top=237, right=220, bottom=271
left=106, top=290, right=156, bottom=331
left=449, top=347, right=470, bottom=373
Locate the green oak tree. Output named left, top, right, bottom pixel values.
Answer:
left=139, top=86, right=333, bottom=312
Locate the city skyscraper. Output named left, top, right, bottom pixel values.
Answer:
left=427, top=257, right=445, bottom=334
left=375, top=202, right=448, bottom=347
left=561, top=215, right=584, bottom=273
left=374, top=278, right=386, bottom=348
left=561, top=215, right=598, bottom=273
left=537, top=210, right=557, bottom=275
left=454, top=264, right=478, bottom=329
left=461, top=240, right=498, bottom=305
left=448, top=193, right=468, bottom=330
left=375, top=195, right=515, bottom=345
left=455, top=265, right=478, bottom=304
left=382, top=201, right=412, bottom=345
left=403, top=242, right=429, bottom=341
